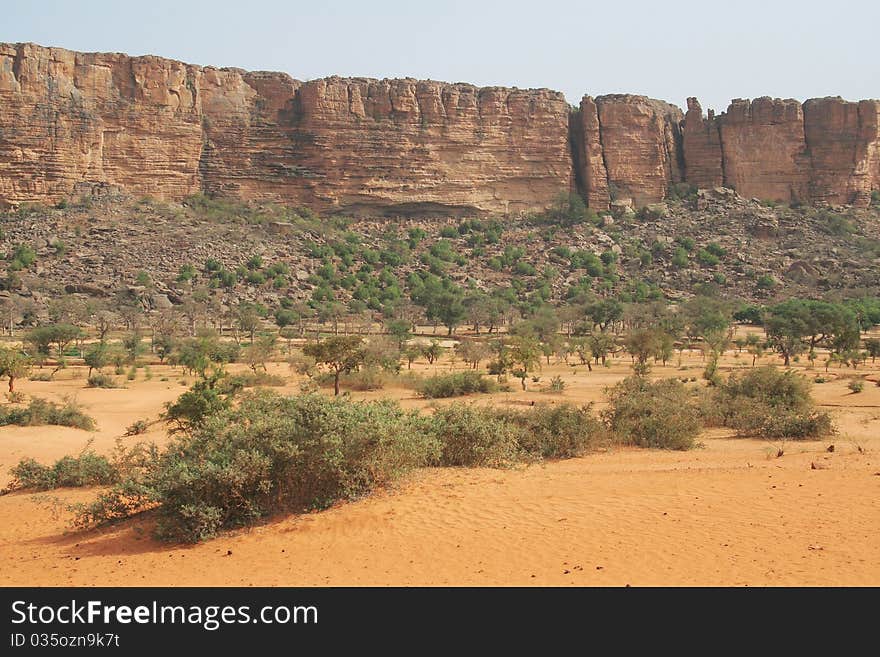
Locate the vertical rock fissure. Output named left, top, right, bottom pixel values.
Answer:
left=567, top=107, right=588, bottom=204
left=595, top=104, right=613, bottom=201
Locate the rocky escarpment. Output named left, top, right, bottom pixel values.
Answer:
left=572, top=95, right=683, bottom=208
left=0, top=43, right=572, bottom=215
left=1, top=42, right=879, bottom=214
left=682, top=96, right=880, bottom=207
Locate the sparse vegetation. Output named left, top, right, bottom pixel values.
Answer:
left=602, top=375, right=701, bottom=450
left=0, top=397, right=96, bottom=431
left=703, top=366, right=834, bottom=439
left=416, top=371, right=497, bottom=398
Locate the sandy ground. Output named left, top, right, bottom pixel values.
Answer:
left=1, top=347, right=878, bottom=587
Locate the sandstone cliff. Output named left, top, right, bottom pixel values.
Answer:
left=1, top=42, right=879, bottom=214
left=572, top=95, right=683, bottom=209
left=0, top=43, right=572, bottom=215
left=682, top=96, right=880, bottom=206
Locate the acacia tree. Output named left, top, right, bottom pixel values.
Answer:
left=303, top=336, right=364, bottom=395
left=236, top=303, right=262, bottom=343
left=25, top=323, right=82, bottom=375
left=865, top=338, right=880, bottom=363
left=403, top=344, right=421, bottom=370
left=84, top=342, right=110, bottom=377
left=455, top=340, right=490, bottom=370
left=422, top=340, right=444, bottom=365
left=243, top=335, right=277, bottom=373
left=385, top=318, right=412, bottom=349
left=588, top=331, right=616, bottom=367
left=509, top=336, right=542, bottom=391
left=0, top=347, right=31, bottom=393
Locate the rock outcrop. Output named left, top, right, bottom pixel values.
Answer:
left=1, top=42, right=879, bottom=213
left=682, top=96, right=880, bottom=207
left=681, top=97, right=723, bottom=190
left=719, top=97, right=811, bottom=204
left=0, top=43, right=571, bottom=215
left=803, top=97, right=880, bottom=207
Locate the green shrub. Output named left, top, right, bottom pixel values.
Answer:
left=430, top=404, right=521, bottom=467
left=79, top=392, right=439, bottom=542
left=341, top=367, right=388, bottom=391
left=493, top=403, right=605, bottom=459
left=87, top=374, right=121, bottom=388
left=602, top=376, right=701, bottom=450
left=756, top=274, right=776, bottom=290
left=696, top=249, right=720, bottom=266
left=162, top=375, right=240, bottom=434
left=5, top=450, right=116, bottom=492
left=547, top=375, right=565, bottom=393
left=226, top=371, right=287, bottom=388
left=416, top=371, right=497, bottom=398
left=124, top=419, right=149, bottom=436
left=848, top=380, right=864, bottom=394
left=705, top=366, right=834, bottom=439
left=0, top=397, right=96, bottom=430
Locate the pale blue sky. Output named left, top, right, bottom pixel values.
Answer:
left=3, top=0, right=877, bottom=114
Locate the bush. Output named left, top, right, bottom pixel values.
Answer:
left=704, top=366, right=834, bottom=439
left=124, top=419, right=149, bottom=436
left=5, top=450, right=117, bottom=492
left=78, top=391, right=439, bottom=542
left=227, top=371, right=287, bottom=388
left=493, top=403, right=605, bottom=459
left=603, top=376, right=701, bottom=450
left=416, top=371, right=497, bottom=398
left=87, top=373, right=122, bottom=388
left=848, top=380, right=864, bottom=394
left=0, top=397, right=96, bottom=430
left=547, top=375, right=565, bottom=393
left=430, top=404, right=521, bottom=467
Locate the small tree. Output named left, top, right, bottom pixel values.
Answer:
left=403, top=344, right=421, bottom=370
left=456, top=340, right=490, bottom=370
left=243, top=335, right=277, bottom=373
left=236, top=303, right=262, bottom=343
left=303, top=336, right=365, bottom=395
left=84, top=343, right=111, bottom=378
left=588, top=331, right=615, bottom=367
left=0, top=347, right=31, bottom=393
left=25, top=323, right=82, bottom=375
left=422, top=340, right=445, bottom=365
left=864, top=338, right=880, bottom=363
left=385, top=319, right=412, bottom=349
left=509, top=336, right=542, bottom=391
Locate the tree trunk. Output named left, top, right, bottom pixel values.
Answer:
left=334, top=371, right=341, bottom=396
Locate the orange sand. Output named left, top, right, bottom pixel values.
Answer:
left=1, top=351, right=878, bottom=587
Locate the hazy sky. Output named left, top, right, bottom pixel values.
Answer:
left=3, top=0, right=878, bottom=114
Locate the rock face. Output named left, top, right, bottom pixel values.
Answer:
left=681, top=97, right=723, bottom=189
left=593, top=95, right=683, bottom=207
left=683, top=96, right=880, bottom=206
left=0, top=43, right=204, bottom=205
left=0, top=43, right=571, bottom=215
left=1, top=42, right=879, bottom=213
left=719, top=98, right=811, bottom=204
left=572, top=95, right=683, bottom=209
left=803, top=97, right=880, bottom=207
left=289, top=77, right=572, bottom=215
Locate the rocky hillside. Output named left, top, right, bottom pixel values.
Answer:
left=1, top=42, right=878, bottom=214
left=1, top=188, right=878, bottom=326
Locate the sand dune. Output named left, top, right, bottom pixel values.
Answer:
left=1, top=354, right=878, bottom=587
